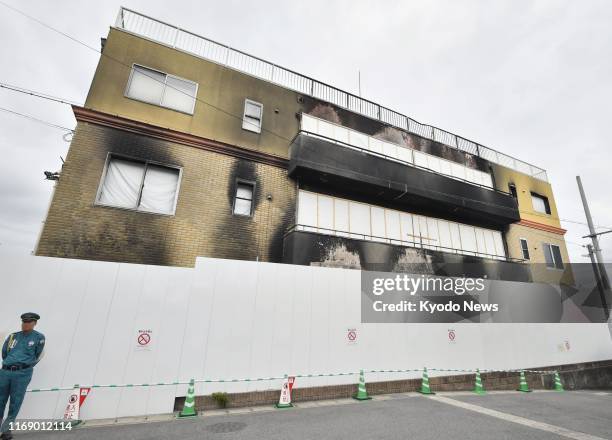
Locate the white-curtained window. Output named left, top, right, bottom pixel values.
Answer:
left=242, top=99, right=263, bottom=133
left=531, top=193, right=551, bottom=214
left=97, top=156, right=181, bottom=215
left=126, top=65, right=197, bottom=114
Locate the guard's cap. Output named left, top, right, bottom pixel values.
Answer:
left=21, top=312, right=40, bottom=322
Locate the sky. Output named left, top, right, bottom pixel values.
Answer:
left=0, top=0, right=611, bottom=263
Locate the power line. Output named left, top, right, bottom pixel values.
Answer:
left=0, top=0, right=295, bottom=145
left=560, top=217, right=612, bottom=232
left=0, top=82, right=83, bottom=106
left=0, top=106, right=74, bottom=132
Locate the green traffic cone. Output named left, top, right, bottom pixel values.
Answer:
left=418, top=367, right=435, bottom=395
left=353, top=369, right=372, bottom=401
left=517, top=370, right=531, bottom=393
left=178, top=379, right=198, bottom=417
left=473, top=369, right=485, bottom=395
left=553, top=371, right=564, bottom=392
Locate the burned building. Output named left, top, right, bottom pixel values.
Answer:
left=36, top=8, right=571, bottom=284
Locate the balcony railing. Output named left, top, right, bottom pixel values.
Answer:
left=300, top=113, right=497, bottom=191
left=114, top=7, right=549, bottom=182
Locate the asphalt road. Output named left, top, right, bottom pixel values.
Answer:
left=12, top=390, right=612, bottom=440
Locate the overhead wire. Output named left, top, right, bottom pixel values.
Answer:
left=0, top=106, right=74, bottom=132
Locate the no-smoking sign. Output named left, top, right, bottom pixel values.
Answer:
left=135, top=329, right=153, bottom=351
left=448, top=329, right=456, bottom=343
left=347, top=328, right=358, bottom=344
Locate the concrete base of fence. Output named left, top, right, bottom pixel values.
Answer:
left=174, top=359, right=612, bottom=411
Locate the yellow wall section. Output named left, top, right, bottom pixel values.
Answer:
left=86, top=28, right=300, bottom=159
left=492, top=163, right=562, bottom=229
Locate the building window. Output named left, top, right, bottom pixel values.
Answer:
left=233, top=181, right=255, bottom=216
left=509, top=184, right=517, bottom=199
left=242, top=99, right=263, bottom=133
left=519, top=238, right=530, bottom=260
left=125, top=64, right=198, bottom=114
left=543, top=243, right=564, bottom=269
left=96, top=155, right=181, bottom=215
left=531, top=192, right=551, bottom=214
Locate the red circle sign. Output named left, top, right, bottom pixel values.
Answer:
left=448, top=331, right=456, bottom=341
left=348, top=331, right=357, bottom=341
left=138, top=333, right=151, bottom=346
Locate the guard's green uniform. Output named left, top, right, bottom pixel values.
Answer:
left=0, top=329, right=45, bottom=435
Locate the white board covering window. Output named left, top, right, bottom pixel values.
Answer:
left=349, top=202, right=371, bottom=238
left=371, top=206, right=387, bottom=242
left=317, top=195, right=334, bottom=231
left=295, top=190, right=507, bottom=260
left=242, top=99, right=263, bottom=133
left=298, top=191, right=317, bottom=229
left=97, top=156, right=181, bottom=215
left=126, top=65, right=197, bottom=114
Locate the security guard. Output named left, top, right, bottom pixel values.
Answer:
left=0, top=313, right=45, bottom=440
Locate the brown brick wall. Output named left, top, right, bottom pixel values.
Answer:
left=36, top=121, right=296, bottom=267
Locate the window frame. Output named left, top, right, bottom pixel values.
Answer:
left=124, top=63, right=199, bottom=115
left=542, top=242, right=564, bottom=270
left=242, top=99, right=263, bottom=133
left=530, top=192, right=551, bottom=215
left=94, top=152, right=183, bottom=216
left=519, top=238, right=530, bottom=260
left=509, top=183, right=518, bottom=199
left=232, top=179, right=256, bottom=217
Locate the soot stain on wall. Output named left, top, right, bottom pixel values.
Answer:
left=284, top=230, right=531, bottom=281
left=62, top=128, right=179, bottom=265
left=300, top=96, right=489, bottom=173
left=211, top=158, right=263, bottom=261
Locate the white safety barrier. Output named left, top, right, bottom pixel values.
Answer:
left=0, top=253, right=610, bottom=420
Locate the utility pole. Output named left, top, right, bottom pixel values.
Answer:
left=585, top=244, right=608, bottom=319
left=577, top=176, right=611, bottom=319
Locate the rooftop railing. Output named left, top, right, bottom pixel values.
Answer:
left=114, top=7, right=549, bottom=182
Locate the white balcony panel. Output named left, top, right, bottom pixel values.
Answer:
left=350, top=130, right=369, bottom=149
left=426, top=217, right=439, bottom=250
left=299, top=114, right=498, bottom=189
left=334, top=199, right=350, bottom=237
left=385, top=210, right=401, bottom=242
left=349, top=202, right=371, bottom=238
left=371, top=207, right=386, bottom=243
left=439, top=159, right=452, bottom=177
left=399, top=213, right=414, bottom=243
left=368, top=138, right=384, bottom=155
left=296, top=190, right=508, bottom=261
left=475, top=229, right=486, bottom=256
left=298, top=191, right=318, bottom=231
left=414, top=151, right=429, bottom=169
left=438, top=220, right=453, bottom=250
left=318, top=195, right=334, bottom=231
left=396, top=146, right=413, bottom=164
left=382, top=142, right=398, bottom=160
left=427, top=155, right=442, bottom=174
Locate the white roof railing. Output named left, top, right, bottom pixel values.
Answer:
left=114, top=7, right=549, bottom=182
